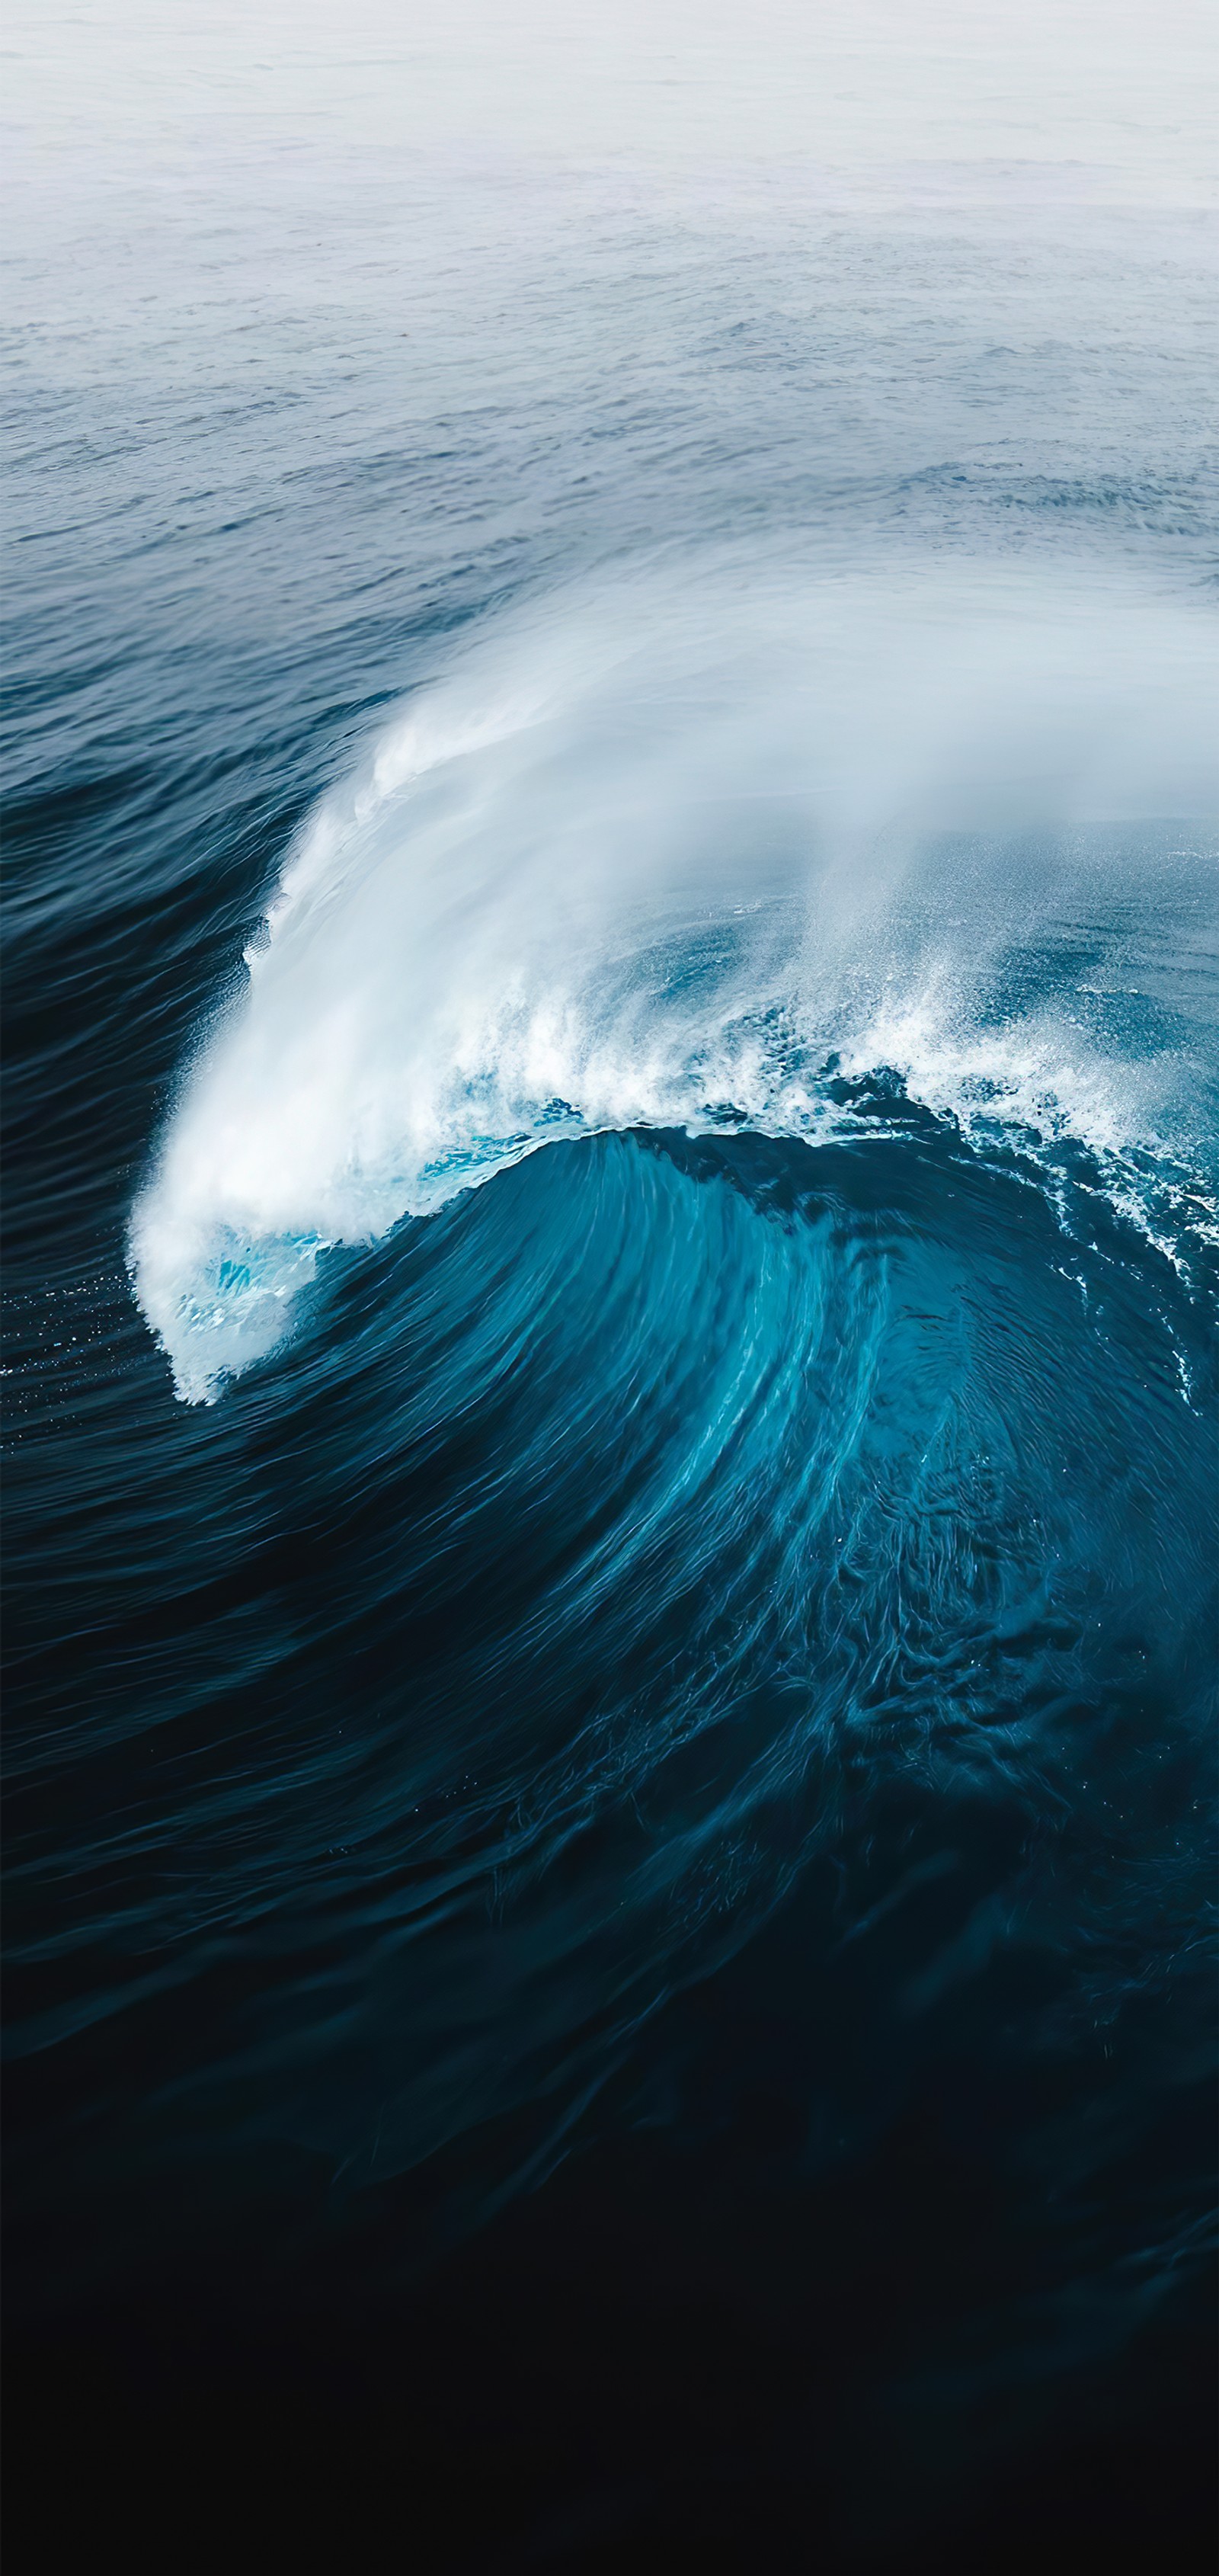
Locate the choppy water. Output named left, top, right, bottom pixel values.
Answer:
left=4, top=6, right=1217, bottom=2567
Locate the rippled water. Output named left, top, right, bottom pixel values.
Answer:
left=4, top=6, right=1217, bottom=2568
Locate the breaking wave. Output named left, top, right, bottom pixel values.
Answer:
left=130, top=557, right=1218, bottom=1400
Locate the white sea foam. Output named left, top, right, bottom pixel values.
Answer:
left=130, top=561, right=1217, bottom=1399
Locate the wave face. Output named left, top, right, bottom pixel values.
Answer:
left=5, top=5, right=1218, bottom=2562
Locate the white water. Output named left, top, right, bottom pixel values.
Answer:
left=131, top=560, right=1217, bottom=1399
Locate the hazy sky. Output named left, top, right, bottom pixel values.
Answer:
left=5, top=1, right=1214, bottom=202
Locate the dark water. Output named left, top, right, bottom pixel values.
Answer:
left=4, top=8, right=1217, bottom=2568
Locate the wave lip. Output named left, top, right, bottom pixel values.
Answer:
left=130, top=562, right=1219, bottom=1400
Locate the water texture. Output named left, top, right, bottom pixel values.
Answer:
left=3, top=6, right=1217, bottom=2565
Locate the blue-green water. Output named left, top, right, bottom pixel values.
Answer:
left=4, top=8, right=1217, bottom=2566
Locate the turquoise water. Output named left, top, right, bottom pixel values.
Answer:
left=4, top=7, right=1217, bottom=2566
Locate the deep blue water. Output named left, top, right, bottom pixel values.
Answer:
left=4, top=10, right=1217, bottom=2568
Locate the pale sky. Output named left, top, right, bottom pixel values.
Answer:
left=4, top=1, right=1214, bottom=203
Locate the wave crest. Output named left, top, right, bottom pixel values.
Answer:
left=130, top=560, right=1218, bottom=1399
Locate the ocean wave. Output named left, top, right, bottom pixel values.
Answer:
left=70, top=1116, right=1217, bottom=2207
left=130, top=558, right=1218, bottom=1399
